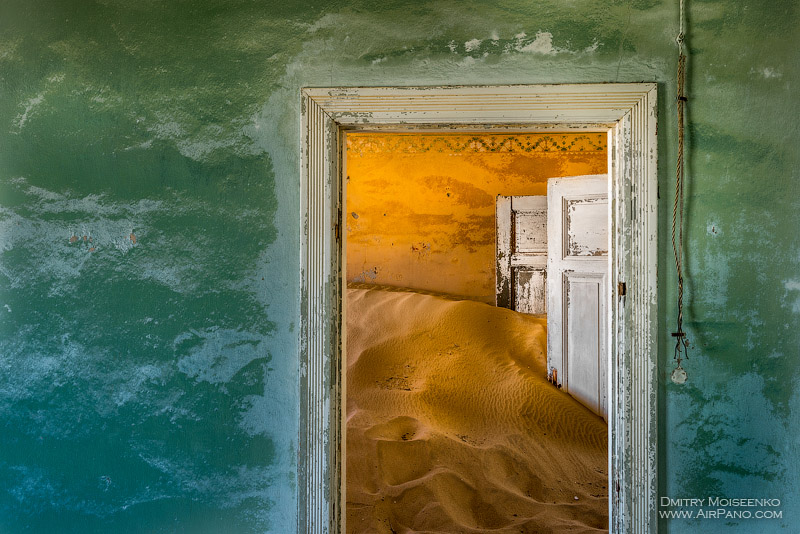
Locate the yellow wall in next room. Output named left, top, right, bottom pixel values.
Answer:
left=345, top=132, right=608, bottom=302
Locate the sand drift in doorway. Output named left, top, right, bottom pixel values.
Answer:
left=346, top=286, right=608, bottom=532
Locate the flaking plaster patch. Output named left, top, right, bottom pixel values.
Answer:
left=145, top=109, right=256, bottom=162
left=511, top=31, right=558, bottom=55
left=754, top=67, right=783, bottom=79
left=0, top=177, right=229, bottom=295
left=0, top=37, right=22, bottom=60
left=505, top=31, right=599, bottom=55
left=175, top=328, right=267, bottom=385
left=352, top=267, right=379, bottom=283
left=13, top=93, right=45, bottom=130
left=583, top=40, right=600, bottom=53
left=784, top=279, right=800, bottom=313
left=464, top=38, right=481, bottom=52
left=11, top=74, right=69, bottom=132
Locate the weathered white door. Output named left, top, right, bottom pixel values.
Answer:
left=496, top=195, right=547, bottom=314
left=547, top=174, right=609, bottom=419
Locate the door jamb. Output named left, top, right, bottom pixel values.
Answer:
left=299, top=84, right=658, bottom=534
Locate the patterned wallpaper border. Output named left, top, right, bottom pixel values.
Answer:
left=346, top=133, right=607, bottom=157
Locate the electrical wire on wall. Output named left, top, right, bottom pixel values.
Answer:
left=671, top=0, right=690, bottom=385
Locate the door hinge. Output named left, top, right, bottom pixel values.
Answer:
left=618, top=282, right=627, bottom=297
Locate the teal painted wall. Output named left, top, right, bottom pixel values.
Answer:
left=0, top=0, right=797, bottom=532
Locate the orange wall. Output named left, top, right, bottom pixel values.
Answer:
left=345, top=133, right=607, bottom=302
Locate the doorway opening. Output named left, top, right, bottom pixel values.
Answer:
left=299, top=85, right=658, bottom=534
left=344, top=131, right=610, bottom=532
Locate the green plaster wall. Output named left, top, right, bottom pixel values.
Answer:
left=0, top=0, right=797, bottom=532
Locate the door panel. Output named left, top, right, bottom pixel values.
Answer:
left=547, top=174, right=609, bottom=419
left=513, top=267, right=547, bottom=315
left=496, top=195, right=547, bottom=315
left=564, top=272, right=606, bottom=415
left=514, top=210, right=547, bottom=254
left=565, top=197, right=609, bottom=257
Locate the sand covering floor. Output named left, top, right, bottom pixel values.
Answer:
left=346, top=286, right=608, bottom=534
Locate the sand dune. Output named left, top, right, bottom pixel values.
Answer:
left=346, top=285, right=608, bottom=534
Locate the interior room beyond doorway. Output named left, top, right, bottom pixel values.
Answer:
left=343, top=131, right=610, bottom=533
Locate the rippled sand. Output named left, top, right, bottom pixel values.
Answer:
left=346, top=285, right=608, bottom=533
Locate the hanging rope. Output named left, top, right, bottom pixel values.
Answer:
left=671, top=0, right=690, bottom=382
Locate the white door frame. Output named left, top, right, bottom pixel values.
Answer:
left=299, top=84, right=658, bottom=534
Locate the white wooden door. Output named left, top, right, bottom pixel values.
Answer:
left=496, top=195, right=547, bottom=314
left=547, top=174, right=609, bottom=419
